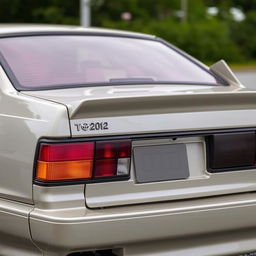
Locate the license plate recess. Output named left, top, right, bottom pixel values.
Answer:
left=134, top=144, right=189, bottom=183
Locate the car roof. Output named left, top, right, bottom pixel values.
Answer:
left=0, top=24, right=155, bottom=39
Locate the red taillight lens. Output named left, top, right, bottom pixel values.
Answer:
left=35, top=140, right=131, bottom=183
left=94, top=140, right=131, bottom=178
left=95, top=140, right=131, bottom=159
left=118, top=140, right=131, bottom=158
left=96, top=141, right=119, bottom=159
left=39, top=142, right=94, bottom=161
left=94, top=159, right=117, bottom=177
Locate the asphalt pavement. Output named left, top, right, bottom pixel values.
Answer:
left=235, top=70, right=256, bottom=89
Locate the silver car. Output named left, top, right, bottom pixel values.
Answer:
left=0, top=24, right=255, bottom=256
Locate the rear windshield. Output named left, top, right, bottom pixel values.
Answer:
left=0, top=35, right=222, bottom=90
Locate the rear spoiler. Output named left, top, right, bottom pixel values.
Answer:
left=210, top=60, right=242, bottom=87
left=71, top=91, right=256, bottom=119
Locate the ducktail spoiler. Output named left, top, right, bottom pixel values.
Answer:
left=70, top=91, right=256, bottom=119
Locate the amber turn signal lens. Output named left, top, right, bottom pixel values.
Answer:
left=36, top=160, right=93, bottom=181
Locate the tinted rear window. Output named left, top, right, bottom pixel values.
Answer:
left=0, top=35, right=222, bottom=90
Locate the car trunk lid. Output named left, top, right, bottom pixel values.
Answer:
left=23, top=84, right=256, bottom=208
left=23, top=84, right=256, bottom=136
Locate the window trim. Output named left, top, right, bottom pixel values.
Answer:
left=0, top=32, right=228, bottom=91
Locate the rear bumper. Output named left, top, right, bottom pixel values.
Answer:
left=29, top=192, right=256, bottom=255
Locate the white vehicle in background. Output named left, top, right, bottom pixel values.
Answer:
left=0, top=24, right=255, bottom=256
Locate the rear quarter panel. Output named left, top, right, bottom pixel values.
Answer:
left=0, top=66, right=70, bottom=203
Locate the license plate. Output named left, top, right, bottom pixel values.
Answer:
left=134, top=144, right=189, bottom=183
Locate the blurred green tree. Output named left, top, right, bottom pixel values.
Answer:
left=0, top=0, right=79, bottom=24
left=231, top=10, right=256, bottom=60
left=0, top=0, right=254, bottom=62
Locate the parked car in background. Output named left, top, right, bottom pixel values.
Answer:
left=0, top=25, right=256, bottom=256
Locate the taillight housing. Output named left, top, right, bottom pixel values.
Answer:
left=207, top=132, right=256, bottom=172
left=35, top=139, right=131, bottom=184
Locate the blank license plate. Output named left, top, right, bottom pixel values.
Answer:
left=134, top=144, right=189, bottom=183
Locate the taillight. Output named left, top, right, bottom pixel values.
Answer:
left=94, top=140, right=131, bottom=177
left=35, top=140, right=131, bottom=183
left=207, top=132, right=256, bottom=172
